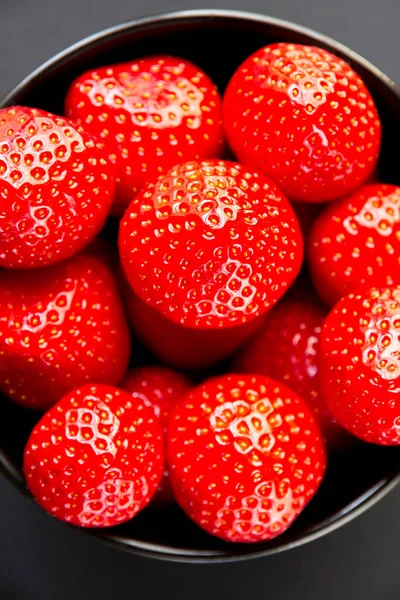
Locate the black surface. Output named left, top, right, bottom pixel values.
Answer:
left=1, top=0, right=400, bottom=597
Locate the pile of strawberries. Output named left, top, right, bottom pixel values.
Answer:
left=1, top=42, right=398, bottom=545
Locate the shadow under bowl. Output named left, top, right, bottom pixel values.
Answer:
left=0, top=9, right=399, bottom=563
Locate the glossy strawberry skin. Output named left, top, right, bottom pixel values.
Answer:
left=308, top=184, right=400, bottom=306
left=24, top=384, right=164, bottom=527
left=0, top=251, right=131, bottom=411
left=0, top=106, right=115, bottom=268
left=320, top=285, right=400, bottom=445
left=168, top=374, right=326, bottom=543
left=119, top=159, right=303, bottom=329
left=235, top=288, right=344, bottom=446
left=122, top=366, right=191, bottom=505
left=223, top=43, right=381, bottom=203
left=122, top=283, right=266, bottom=369
left=65, top=56, right=224, bottom=216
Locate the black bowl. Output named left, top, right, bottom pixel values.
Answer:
left=1, top=9, right=399, bottom=563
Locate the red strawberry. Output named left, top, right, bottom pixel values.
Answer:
left=65, top=56, right=224, bottom=216
left=320, top=284, right=400, bottom=445
left=234, top=286, right=344, bottom=446
left=0, top=106, right=115, bottom=268
left=0, top=251, right=130, bottom=411
left=122, top=366, right=191, bottom=505
left=308, top=184, right=400, bottom=306
left=119, top=159, right=303, bottom=329
left=168, top=373, right=326, bottom=543
left=223, top=43, right=381, bottom=203
left=24, top=383, right=164, bottom=527
left=122, top=284, right=266, bottom=369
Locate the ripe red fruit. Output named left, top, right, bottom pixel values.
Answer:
left=119, top=159, right=303, bottom=329
left=65, top=56, right=224, bottom=215
left=122, top=284, right=266, bottom=369
left=0, top=251, right=130, bottom=411
left=234, top=287, right=343, bottom=446
left=122, top=366, right=191, bottom=429
left=168, top=374, right=326, bottom=543
left=0, top=106, right=115, bottom=268
left=24, top=384, right=164, bottom=527
left=223, top=43, right=381, bottom=203
left=122, top=366, right=191, bottom=504
left=320, top=284, right=400, bottom=445
left=308, top=184, right=400, bottom=306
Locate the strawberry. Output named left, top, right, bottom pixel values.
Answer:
left=234, top=285, right=344, bottom=446
left=119, top=159, right=303, bottom=329
left=0, top=106, right=115, bottom=268
left=24, top=383, right=164, bottom=527
left=0, top=251, right=130, bottom=411
left=122, top=366, right=191, bottom=505
left=223, top=43, right=381, bottom=203
left=65, top=56, right=224, bottom=216
left=121, top=283, right=266, bottom=369
left=168, top=373, right=326, bottom=542
left=320, top=284, right=400, bottom=445
left=308, top=184, right=400, bottom=306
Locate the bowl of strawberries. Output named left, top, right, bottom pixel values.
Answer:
left=0, top=9, right=399, bottom=563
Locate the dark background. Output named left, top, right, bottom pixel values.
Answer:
left=1, top=1, right=399, bottom=599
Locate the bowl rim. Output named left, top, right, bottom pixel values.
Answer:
left=0, top=8, right=399, bottom=563
left=1, top=8, right=400, bottom=107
